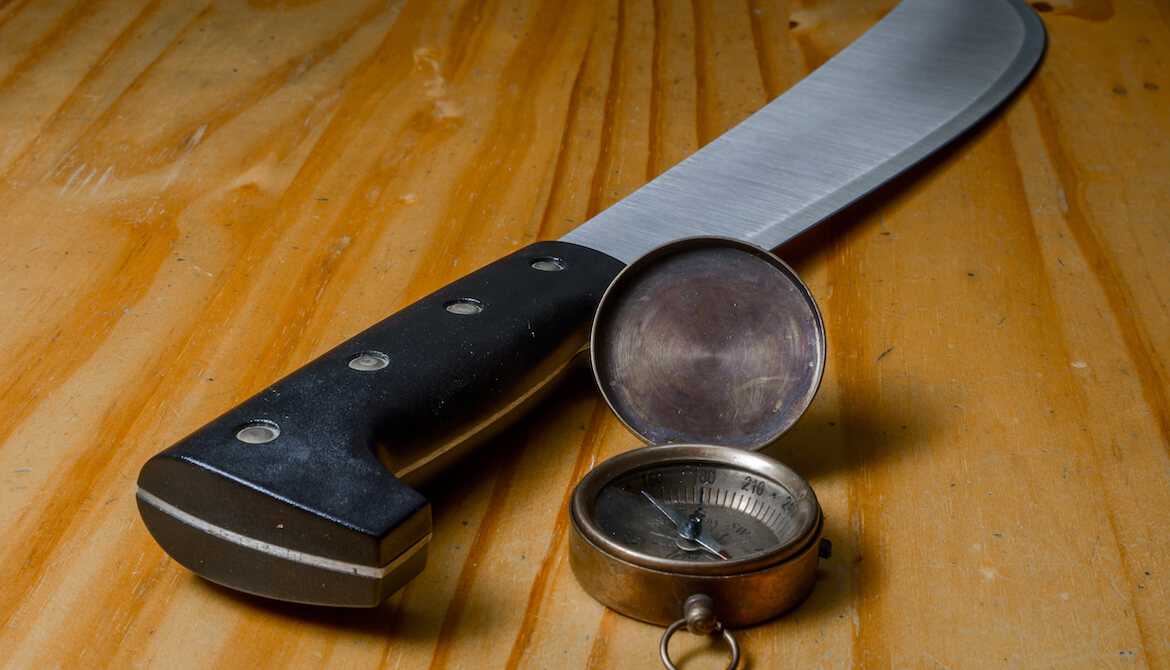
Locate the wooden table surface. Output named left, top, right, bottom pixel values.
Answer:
left=1, top=0, right=1167, bottom=667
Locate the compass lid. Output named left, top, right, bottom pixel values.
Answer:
left=590, top=237, right=825, bottom=450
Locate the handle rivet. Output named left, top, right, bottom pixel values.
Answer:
left=236, top=420, right=280, bottom=444
left=445, top=298, right=483, bottom=315
left=348, top=351, right=389, bottom=371
left=531, top=257, right=566, bottom=271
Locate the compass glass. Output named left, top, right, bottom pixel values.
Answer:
left=590, top=462, right=809, bottom=563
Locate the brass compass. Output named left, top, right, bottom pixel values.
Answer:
left=571, top=238, right=832, bottom=669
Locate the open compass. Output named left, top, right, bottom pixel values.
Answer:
left=571, top=239, right=831, bottom=669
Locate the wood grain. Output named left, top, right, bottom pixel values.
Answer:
left=1, top=0, right=1167, bottom=667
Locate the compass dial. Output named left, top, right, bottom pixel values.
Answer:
left=591, top=463, right=805, bottom=562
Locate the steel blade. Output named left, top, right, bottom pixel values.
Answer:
left=561, top=0, right=1046, bottom=262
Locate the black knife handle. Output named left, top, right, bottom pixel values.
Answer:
left=136, top=241, right=625, bottom=606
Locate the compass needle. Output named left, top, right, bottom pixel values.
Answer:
left=642, top=491, right=733, bottom=560
left=642, top=490, right=687, bottom=527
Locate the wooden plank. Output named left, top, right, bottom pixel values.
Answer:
left=0, top=0, right=1166, bottom=667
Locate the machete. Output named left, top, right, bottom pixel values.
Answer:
left=137, top=0, right=1046, bottom=606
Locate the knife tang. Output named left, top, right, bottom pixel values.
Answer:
left=137, top=241, right=624, bottom=605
